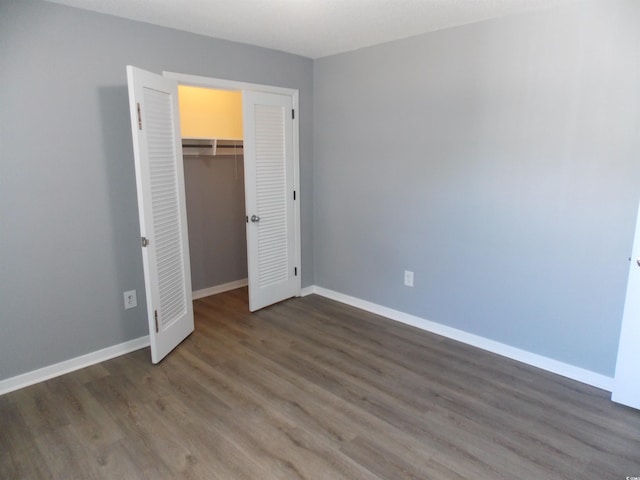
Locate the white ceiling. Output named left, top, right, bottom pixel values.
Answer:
left=44, top=0, right=580, bottom=59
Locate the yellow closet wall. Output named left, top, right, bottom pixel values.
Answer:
left=178, top=86, right=243, bottom=139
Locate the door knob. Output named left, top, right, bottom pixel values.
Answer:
left=636, top=258, right=640, bottom=267
left=251, top=215, right=260, bottom=223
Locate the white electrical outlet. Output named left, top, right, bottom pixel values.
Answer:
left=404, top=270, right=414, bottom=287
left=124, top=290, right=137, bottom=309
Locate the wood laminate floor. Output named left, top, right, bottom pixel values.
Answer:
left=1, top=288, right=639, bottom=479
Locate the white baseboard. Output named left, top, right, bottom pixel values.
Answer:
left=0, top=335, right=150, bottom=396
left=2, top=285, right=613, bottom=396
left=307, top=286, right=614, bottom=392
left=192, top=278, right=248, bottom=300
left=301, top=285, right=315, bottom=297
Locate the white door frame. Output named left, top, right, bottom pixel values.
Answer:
left=162, top=71, right=302, bottom=301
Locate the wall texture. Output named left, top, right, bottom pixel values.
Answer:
left=0, top=0, right=313, bottom=381
left=313, top=0, right=640, bottom=376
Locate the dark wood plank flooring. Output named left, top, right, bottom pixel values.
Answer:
left=1, top=288, right=639, bottom=479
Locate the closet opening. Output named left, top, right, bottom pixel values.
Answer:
left=127, top=67, right=301, bottom=361
left=166, top=70, right=302, bottom=314
left=178, top=85, right=249, bottom=304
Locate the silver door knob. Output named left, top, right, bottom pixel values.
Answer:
left=636, top=258, right=640, bottom=267
left=251, top=215, right=260, bottom=223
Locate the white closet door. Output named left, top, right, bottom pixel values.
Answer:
left=243, top=91, right=299, bottom=311
left=126, top=66, right=194, bottom=363
left=613, top=202, right=640, bottom=409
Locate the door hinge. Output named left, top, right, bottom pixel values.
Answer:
left=293, top=190, right=296, bottom=200
left=294, top=267, right=298, bottom=276
left=137, top=102, right=142, bottom=130
left=141, top=236, right=149, bottom=247
left=292, top=109, right=295, bottom=120
left=154, top=309, right=159, bottom=333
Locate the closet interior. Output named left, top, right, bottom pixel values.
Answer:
left=178, top=85, right=247, bottom=296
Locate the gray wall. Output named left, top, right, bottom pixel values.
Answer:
left=313, top=0, right=640, bottom=376
left=185, top=153, right=248, bottom=291
left=3, top=0, right=638, bottom=384
left=0, top=0, right=313, bottom=381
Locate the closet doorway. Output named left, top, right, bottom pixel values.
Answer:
left=179, top=86, right=249, bottom=301
left=126, top=67, right=301, bottom=363
left=168, top=72, right=302, bottom=311
left=167, top=73, right=302, bottom=313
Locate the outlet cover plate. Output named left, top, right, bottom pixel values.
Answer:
left=124, top=290, right=137, bottom=309
left=404, top=270, right=414, bottom=287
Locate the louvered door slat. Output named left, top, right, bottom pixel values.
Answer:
left=144, top=88, right=187, bottom=328
left=254, top=105, right=288, bottom=288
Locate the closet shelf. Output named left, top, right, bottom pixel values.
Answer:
left=182, top=138, right=243, bottom=158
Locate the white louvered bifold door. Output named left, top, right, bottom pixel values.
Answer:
left=126, top=66, right=194, bottom=363
left=243, top=91, right=299, bottom=311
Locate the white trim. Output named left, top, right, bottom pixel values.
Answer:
left=163, top=71, right=298, bottom=96
left=0, top=336, right=150, bottom=396
left=300, top=285, right=316, bottom=297
left=1, top=286, right=613, bottom=396
left=192, top=279, right=248, bottom=300
left=310, top=286, right=614, bottom=392
left=292, top=90, right=302, bottom=297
